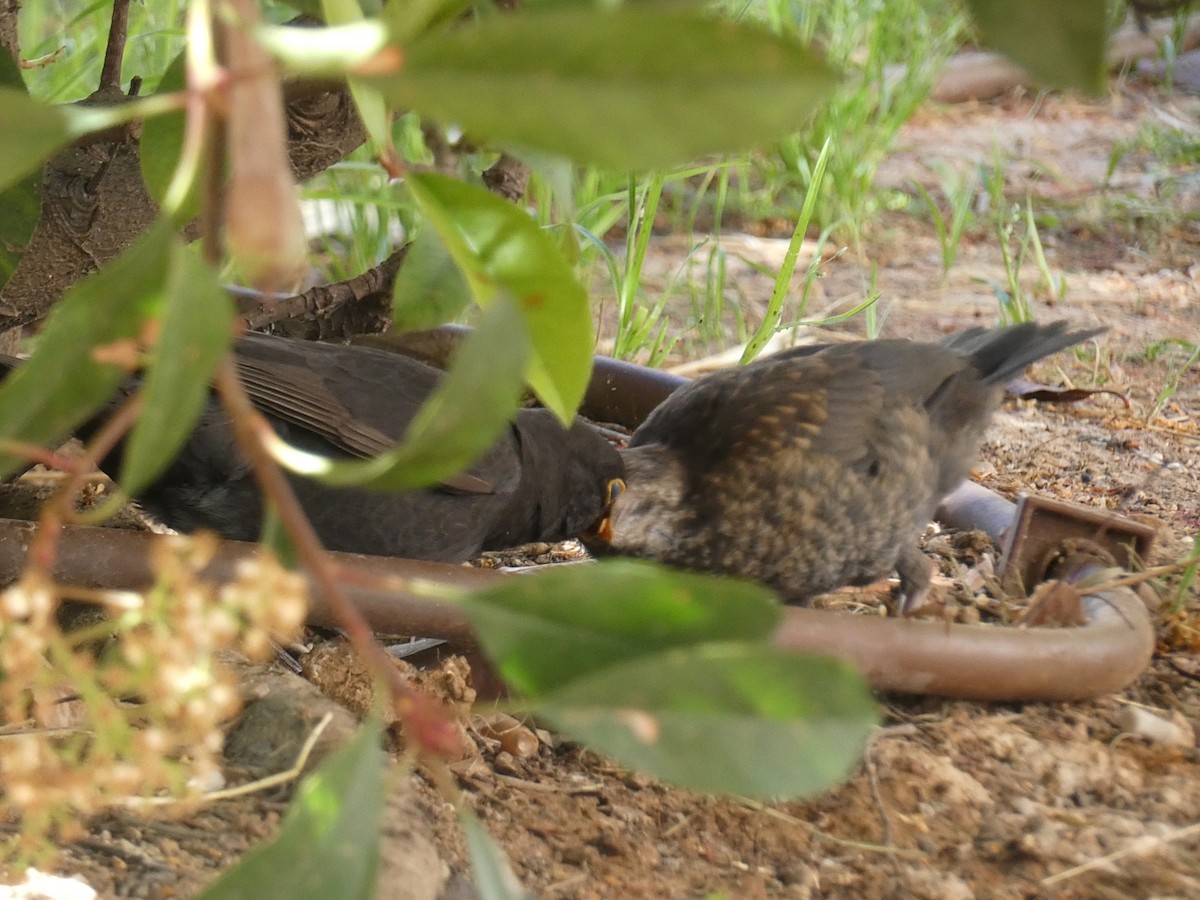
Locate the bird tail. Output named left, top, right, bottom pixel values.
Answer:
left=943, top=322, right=1106, bottom=385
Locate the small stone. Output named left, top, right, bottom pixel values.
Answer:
left=493, top=751, right=523, bottom=776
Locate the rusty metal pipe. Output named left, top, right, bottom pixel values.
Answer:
left=936, top=480, right=1017, bottom=545
left=0, top=518, right=491, bottom=646
left=0, top=513, right=1155, bottom=701
left=771, top=586, right=1152, bottom=701
left=583, top=357, right=686, bottom=429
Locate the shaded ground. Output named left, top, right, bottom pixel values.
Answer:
left=6, top=78, right=1200, bottom=898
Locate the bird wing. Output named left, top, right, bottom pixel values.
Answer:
left=233, top=335, right=495, bottom=494
left=235, top=355, right=397, bottom=459
left=630, top=351, right=889, bottom=481
left=816, top=339, right=968, bottom=411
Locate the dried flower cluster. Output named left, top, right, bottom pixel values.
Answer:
left=0, top=533, right=307, bottom=850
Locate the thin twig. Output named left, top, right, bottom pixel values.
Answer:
left=0, top=724, right=87, bottom=739
left=200, top=115, right=225, bottom=264
left=125, top=712, right=334, bottom=807
left=1079, top=555, right=1200, bottom=595
left=20, top=48, right=67, bottom=70
left=544, top=873, right=589, bottom=897
left=735, top=798, right=926, bottom=859
left=488, top=773, right=604, bottom=794
left=211, top=360, right=464, bottom=757
left=100, top=0, right=131, bottom=90
left=194, top=11, right=416, bottom=731
left=1041, top=821, right=1200, bottom=887
left=863, top=733, right=897, bottom=856
left=26, top=391, right=143, bottom=575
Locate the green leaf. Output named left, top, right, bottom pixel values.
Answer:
left=0, top=88, right=131, bottom=194
left=407, top=172, right=592, bottom=421
left=0, top=221, right=175, bottom=480
left=323, top=0, right=396, bottom=160
left=119, top=245, right=235, bottom=495
left=0, top=47, right=22, bottom=92
left=276, top=0, right=324, bottom=15
left=140, top=53, right=204, bottom=221
left=369, top=8, right=839, bottom=170
left=533, top=643, right=878, bottom=800
left=514, top=149, right=579, bottom=262
left=0, top=51, right=41, bottom=292
left=257, top=19, right=390, bottom=78
left=391, top=226, right=473, bottom=331
left=460, top=560, right=781, bottom=697
left=0, top=88, right=73, bottom=194
left=458, top=809, right=528, bottom=900
left=281, top=0, right=384, bottom=17
left=385, top=0, right=475, bottom=45
left=964, top=0, right=1109, bottom=95
left=269, top=292, right=528, bottom=490
left=0, top=166, right=40, bottom=292
left=196, top=718, right=386, bottom=900
left=259, top=503, right=302, bottom=570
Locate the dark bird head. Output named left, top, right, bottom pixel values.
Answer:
left=583, top=475, right=625, bottom=545
left=486, top=411, right=626, bottom=549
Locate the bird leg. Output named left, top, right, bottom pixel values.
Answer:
left=894, top=543, right=936, bottom=616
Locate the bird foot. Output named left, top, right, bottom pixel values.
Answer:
left=894, top=544, right=936, bottom=617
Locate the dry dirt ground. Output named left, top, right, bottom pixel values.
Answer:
left=5, top=75, right=1200, bottom=898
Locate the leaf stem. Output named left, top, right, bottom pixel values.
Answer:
left=212, top=360, right=465, bottom=758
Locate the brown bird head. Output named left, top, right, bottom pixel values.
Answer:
left=580, top=443, right=689, bottom=559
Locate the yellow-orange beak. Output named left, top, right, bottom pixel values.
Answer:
left=584, top=478, right=624, bottom=545
left=589, top=515, right=613, bottom=543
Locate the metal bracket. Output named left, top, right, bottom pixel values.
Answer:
left=998, top=493, right=1159, bottom=596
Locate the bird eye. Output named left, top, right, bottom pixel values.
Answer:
left=606, top=478, right=625, bottom=504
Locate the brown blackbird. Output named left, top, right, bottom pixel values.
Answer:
left=584, top=322, right=1103, bottom=612
left=0, top=335, right=624, bottom=562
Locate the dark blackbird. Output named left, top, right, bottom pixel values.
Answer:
left=584, top=322, right=1103, bottom=612
left=0, top=335, right=624, bottom=562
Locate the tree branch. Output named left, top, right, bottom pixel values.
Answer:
left=0, top=0, right=18, bottom=60
left=100, top=0, right=131, bottom=90
left=236, top=246, right=406, bottom=338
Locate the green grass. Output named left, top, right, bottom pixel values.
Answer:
left=300, top=115, right=430, bottom=282
left=18, top=0, right=184, bottom=100
left=912, top=162, right=982, bottom=278
left=1170, top=534, right=1200, bottom=613
left=968, top=151, right=1071, bottom=326
left=987, top=200, right=1052, bottom=326
left=1144, top=339, right=1200, bottom=424
left=537, top=0, right=966, bottom=358
left=740, top=136, right=832, bottom=361
left=1101, top=116, right=1200, bottom=246
left=1107, top=118, right=1200, bottom=183
left=770, top=0, right=966, bottom=243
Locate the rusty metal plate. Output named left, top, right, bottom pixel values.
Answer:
left=998, top=493, right=1159, bottom=596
